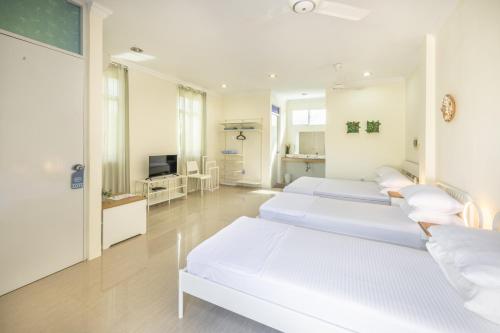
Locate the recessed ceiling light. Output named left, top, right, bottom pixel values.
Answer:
left=269, top=73, right=277, bottom=79
left=113, top=52, right=155, bottom=62
left=363, top=71, right=372, bottom=77
left=221, top=84, right=227, bottom=89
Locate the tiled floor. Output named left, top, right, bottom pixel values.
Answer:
left=0, top=186, right=279, bottom=333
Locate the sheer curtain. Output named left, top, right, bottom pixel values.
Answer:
left=102, top=63, right=130, bottom=194
left=178, top=85, right=206, bottom=173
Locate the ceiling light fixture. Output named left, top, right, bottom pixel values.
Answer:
left=221, top=84, right=227, bottom=89
left=130, top=46, right=144, bottom=53
left=114, top=52, right=155, bottom=62
left=269, top=73, right=277, bottom=79
left=363, top=71, right=372, bottom=77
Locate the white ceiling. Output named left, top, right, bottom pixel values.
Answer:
left=101, top=0, right=458, bottom=94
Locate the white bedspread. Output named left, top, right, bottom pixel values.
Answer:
left=284, top=176, right=390, bottom=205
left=260, top=192, right=425, bottom=249
left=187, top=217, right=500, bottom=333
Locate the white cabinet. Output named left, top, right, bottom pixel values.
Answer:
left=102, top=197, right=147, bottom=249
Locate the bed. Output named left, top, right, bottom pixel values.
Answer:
left=179, top=217, right=499, bottom=333
left=259, top=192, right=427, bottom=249
left=284, top=176, right=392, bottom=205
left=283, top=161, right=419, bottom=205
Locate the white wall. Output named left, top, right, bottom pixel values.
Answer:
left=206, top=93, right=223, bottom=162
left=325, top=82, right=406, bottom=180
left=285, top=98, right=326, bottom=153
left=405, top=45, right=427, bottom=180
left=221, top=92, right=271, bottom=187
left=126, top=67, right=222, bottom=188
left=127, top=69, right=178, bottom=186
left=435, top=0, right=500, bottom=228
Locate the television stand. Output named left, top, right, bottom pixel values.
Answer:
left=136, top=175, right=188, bottom=211
left=152, top=186, right=166, bottom=191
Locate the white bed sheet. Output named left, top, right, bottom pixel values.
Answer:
left=284, top=176, right=390, bottom=205
left=260, top=192, right=425, bottom=249
left=187, top=217, right=500, bottom=333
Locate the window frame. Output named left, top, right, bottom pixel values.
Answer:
left=291, top=108, right=326, bottom=126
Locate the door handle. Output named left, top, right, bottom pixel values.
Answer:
left=73, top=164, right=85, bottom=171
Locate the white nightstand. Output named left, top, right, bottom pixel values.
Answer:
left=102, top=195, right=147, bottom=249
left=388, top=191, right=405, bottom=207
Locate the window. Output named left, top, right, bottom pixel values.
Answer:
left=102, top=64, right=129, bottom=194
left=292, top=110, right=309, bottom=125
left=0, top=0, right=82, bottom=54
left=309, top=109, right=326, bottom=125
left=292, top=109, right=326, bottom=125
left=178, top=86, right=206, bottom=169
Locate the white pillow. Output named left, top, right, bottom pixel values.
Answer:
left=408, top=210, right=464, bottom=225
left=404, top=187, right=463, bottom=215
left=431, top=226, right=500, bottom=288
left=377, top=172, right=414, bottom=190
left=400, top=184, right=439, bottom=198
left=375, top=166, right=399, bottom=177
left=400, top=202, right=464, bottom=225
left=427, top=225, right=500, bottom=324
left=462, top=264, right=500, bottom=288
left=465, top=288, right=500, bottom=325
left=426, top=241, right=476, bottom=299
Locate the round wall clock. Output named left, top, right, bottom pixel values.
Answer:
left=440, top=94, right=456, bottom=122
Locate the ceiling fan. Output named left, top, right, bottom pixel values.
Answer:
left=288, top=0, right=369, bottom=20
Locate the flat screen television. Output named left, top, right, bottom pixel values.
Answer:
left=149, top=155, right=177, bottom=178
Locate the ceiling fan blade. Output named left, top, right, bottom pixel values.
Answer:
left=315, top=1, right=370, bottom=21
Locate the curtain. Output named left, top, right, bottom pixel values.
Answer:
left=178, top=85, right=206, bottom=173
left=102, top=63, right=130, bottom=194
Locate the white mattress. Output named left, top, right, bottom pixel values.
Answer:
left=187, top=217, right=500, bottom=333
left=260, top=192, right=425, bottom=249
left=284, top=176, right=390, bottom=205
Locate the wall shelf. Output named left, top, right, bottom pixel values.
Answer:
left=219, top=118, right=262, bottom=187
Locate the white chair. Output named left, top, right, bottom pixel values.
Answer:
left=205, top=160, right=219, bottom=191
left=186, top=161, right=211, bottom=196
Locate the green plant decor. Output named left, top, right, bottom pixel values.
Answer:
left=346, top=121, right=360, bottom=134
left=102, top=189, right=113, bottom=199
left=366, top=121, right=381, bottom=133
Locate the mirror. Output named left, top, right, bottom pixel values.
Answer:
left=299, top=131, right=325, bottom=155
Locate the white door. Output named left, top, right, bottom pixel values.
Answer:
left=0, top=34, right=85, bottom=295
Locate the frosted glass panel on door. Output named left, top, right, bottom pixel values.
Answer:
left=0, top=0, right=82, bottom=54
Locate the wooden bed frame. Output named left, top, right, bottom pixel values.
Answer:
left=178, top=181, right=481, bottom=332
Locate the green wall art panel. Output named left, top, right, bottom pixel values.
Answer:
left=0, top=0, right=82, bottom=54
left=346, top=121, right=360, bottom=134
left=366, top=121, right=381, bottom=133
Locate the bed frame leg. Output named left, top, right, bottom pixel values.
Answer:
left=178, top=271, right=184, bottom=319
